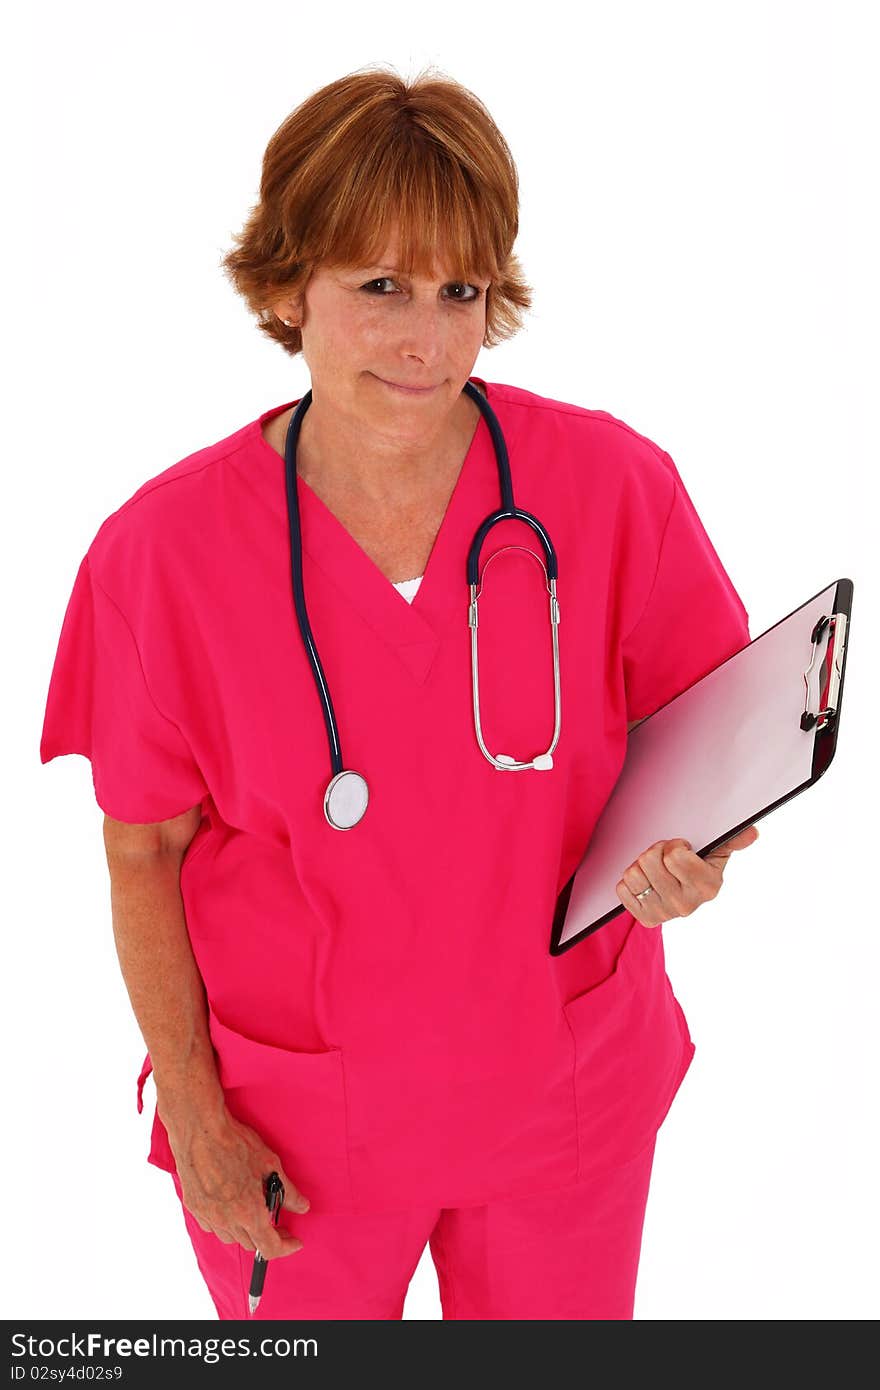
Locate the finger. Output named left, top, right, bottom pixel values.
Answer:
left=659, top=842, right=721, bottom=906
left=237, top=1225, right=301, bottom=1257
left=230, top=1222, right=257, bottom=1253
left=636, top=842, right=687, bottom=908
left=624, top=840, right=693, bottom=917
left=723, top=824, right=760, bottom=850
left=617, top=841, right=669, bottom=923
left=269, top=1162, right=310, bottom=1214
left=187, top=1205, right=223, bottom=1239
left=285, top=1189, right=311, bottom=1213
left=249, top=1223, right=304, bottom=1258
left=616, top=877, right=665, bottom=927
left=706, top=825, right=760, bottom=872
left=253, top=1242, right=304, bottom=1261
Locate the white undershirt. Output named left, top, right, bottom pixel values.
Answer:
left=390, top=575, right=424, bottom=603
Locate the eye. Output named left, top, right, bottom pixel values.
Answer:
left=360, top=278, right=484, bottom=302
left=446, top=282, right=483, bottom=303
left=361, top=277, right=398, bottom=295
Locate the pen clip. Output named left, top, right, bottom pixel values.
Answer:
left=264, top=1171, right=284, bottom=1226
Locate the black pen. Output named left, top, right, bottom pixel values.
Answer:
left=248, top=1171, right=285, bottom=1316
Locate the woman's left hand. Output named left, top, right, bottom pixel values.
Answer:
left=615, top=824, right=760, bottom=927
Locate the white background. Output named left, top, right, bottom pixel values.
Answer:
left=6, top=0, right=877, bottom=1321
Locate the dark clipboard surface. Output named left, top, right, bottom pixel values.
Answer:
left=550, top=576, right=853, bottom=956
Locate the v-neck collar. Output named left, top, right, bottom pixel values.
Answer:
left=250, top=376, right=509, bottom=685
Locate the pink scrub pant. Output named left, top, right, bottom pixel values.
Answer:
left=169, top=1137, right=656, bottom=1321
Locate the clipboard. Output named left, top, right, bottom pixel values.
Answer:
left=550, top=577, right=853, bottom=955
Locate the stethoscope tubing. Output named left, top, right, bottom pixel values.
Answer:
left=283, top=390, right=346, bottom=778
left=283, top=378, right=561, bottom=803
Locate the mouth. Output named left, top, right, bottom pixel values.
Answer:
left=373, top=375, right=440, bottom=396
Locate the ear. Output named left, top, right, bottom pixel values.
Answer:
left=265, top=289, right=304, bottom=328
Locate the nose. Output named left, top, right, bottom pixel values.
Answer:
left=393, top=293, right=451, bottom=365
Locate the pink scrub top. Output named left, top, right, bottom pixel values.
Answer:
left=40, top=375, right=751, bottom=1216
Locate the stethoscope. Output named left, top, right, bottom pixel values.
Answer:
left=283, top=378, right=562, bottom=830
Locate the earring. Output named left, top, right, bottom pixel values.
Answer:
left=284, top=318, right=295, bottom=327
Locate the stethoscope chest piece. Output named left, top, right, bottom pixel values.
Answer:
left=324, top=769, right=369, bottom=830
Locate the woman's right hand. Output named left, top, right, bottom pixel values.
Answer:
left=161, top=1101, right=310, bottom=1256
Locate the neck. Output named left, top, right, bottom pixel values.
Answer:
left=296, top=380, right=486, bottom=505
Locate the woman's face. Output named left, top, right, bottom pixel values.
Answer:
left=273, top=224, right=490, bottom=440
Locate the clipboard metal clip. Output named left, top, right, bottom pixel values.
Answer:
left=801, top=611, right=847, bottom=731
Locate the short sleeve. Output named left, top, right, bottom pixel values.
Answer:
left=622, top=454, right=751, bottom=723
left=40, top=552, right=209, bottom=823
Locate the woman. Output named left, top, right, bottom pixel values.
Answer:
left=40, top=66, right=758, bottom=1320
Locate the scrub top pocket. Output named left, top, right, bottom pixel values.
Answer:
left=205, top=1007, right=355, bottom=1214
left=135, top=1013, right=355, bottom=1213
left=562, top=921, right=694, bottom=1182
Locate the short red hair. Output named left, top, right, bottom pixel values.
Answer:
left=220, top=63, right=533, bottom=356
